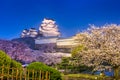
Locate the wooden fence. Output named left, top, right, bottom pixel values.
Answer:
left=0, top=65, right=50, bottom=80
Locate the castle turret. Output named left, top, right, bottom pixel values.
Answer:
left=29, top=28, right=38, bottom=37
left=21, top=28, right=38, bottom=38
left=39, top=18, right=60, bottom=37
left=21, top=29, right=29, bottom=38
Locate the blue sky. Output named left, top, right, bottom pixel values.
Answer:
left=0, top=0, right=120, bottom=39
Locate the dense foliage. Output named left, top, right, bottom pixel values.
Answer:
left=0, top=50, right=11, bottom=66
left=27, top=62, right=62, bottom=80
left=58, top=57, right=92, bottom=74
left=71, top=24, right=120, bottom=79
left=0, top=50, right=22, bottom=67
left=0, top=50, right=22, bottom=77
left=71, top=45, right=86, bottom=57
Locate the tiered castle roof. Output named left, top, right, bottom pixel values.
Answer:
left=39, top=18, right=60, bottom=37
left=21, top=28, right=38, bottom=38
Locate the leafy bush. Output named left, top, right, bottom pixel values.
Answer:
left=0, top=50, right=11, bottom=66
left=57, top=57, right=92, bottom=74
left=10, top=60, right=22, bottom=68
left=27, top=62, right=62, bottom=80
left=0, top=50, right=22, bottom=67
left=0, top=50, right=22, bottom=79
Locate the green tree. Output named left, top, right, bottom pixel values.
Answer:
left=58, top=57, right=91, bottom=74
left=58, top=57, right=71, bottom=74
left=71, top=45, right=85, bottom=57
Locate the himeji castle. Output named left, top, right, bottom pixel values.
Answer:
left=21, top=18, right=79, bottom=52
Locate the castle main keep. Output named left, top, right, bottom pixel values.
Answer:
left=21, top=18, right=79, bottom=52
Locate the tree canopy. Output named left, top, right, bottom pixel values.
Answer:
left=72, top=24, right=120, bottom=71
left=0, top=50, right=22, bottom=68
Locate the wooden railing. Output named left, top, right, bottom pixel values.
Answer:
left=0, top=65, right=50, bottom=80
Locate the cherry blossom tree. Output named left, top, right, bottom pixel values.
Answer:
left=72, top=24, right=120, bottom=79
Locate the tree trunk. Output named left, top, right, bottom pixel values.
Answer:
left=114, top=66, right=119, bottom=80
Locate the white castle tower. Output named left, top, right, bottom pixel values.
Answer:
left=21, top=29, right=29, bottom=38
left=39, top=18, right=60, bottom=37
left=21, top=28, right=38, bottom=38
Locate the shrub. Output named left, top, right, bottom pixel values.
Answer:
left=0, top=50, right=22, bottom=67
left=10, top=60, right=22, bottom=68
left=0, top=50, right=22, bottom=79
left=27, top=62, right=62, bottom=80
left=0, top=50, right=11, bottom=66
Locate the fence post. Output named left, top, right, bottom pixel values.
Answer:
left=34, top=70, right=37, bottom=80
left=7, top=66, right=10, bottom=80
left=16, top=68, right=18, bottom=80
left=49, top=72, right=50, bottom=80
left=1, top=65, right=4, bottom=80
left=32, top=69, right=35, bottom=80
left=46, top=71, right=48, bottom=80
left=42, top=71, right=44, bottom=80
left=39, top=70, right=41, bottom=80
left=19, top=68, right=22, bottom=80
left=24, top=68, right=27, bottom=80
left=27, top=69, right=29, bottom=80
left=11, top=67, right=13, bottom=80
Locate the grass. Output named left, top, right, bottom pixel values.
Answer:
left=61, top=73, right=112, bottom=80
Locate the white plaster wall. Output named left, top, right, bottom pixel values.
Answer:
left=35, top=38, right=58, bottom=44
left=56, top=38, right=78, bottom=47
